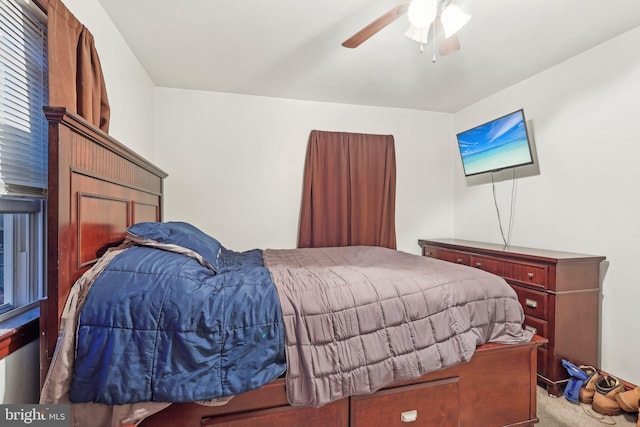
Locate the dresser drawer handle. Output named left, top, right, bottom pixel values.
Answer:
left=475, top=262, right=482, bottom=267
left=527, top=272, right=534, bottom=279
left=401, top=410, right=418, bottom=423
left=456, top=258, right=463, bottom=263
left=424, top=251, right=432, bottom=256
left=525, top=298, right=538, bottom=308
left=524, top=325, right=537, bottom=335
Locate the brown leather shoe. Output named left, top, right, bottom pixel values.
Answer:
left=615, top=386, right=640, bottom=412
left=592, top=375, right=624, bottom=416
left=579, top=366, right=598, bottom=404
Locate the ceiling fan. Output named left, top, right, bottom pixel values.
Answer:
left=342, top=0, right=470, bottom=60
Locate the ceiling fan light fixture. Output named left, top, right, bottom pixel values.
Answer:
left=405, top=25, right=430, bottom=44
left=440, top=5, right=470, bottom=38
left=407, top=0, right=437, bottom=28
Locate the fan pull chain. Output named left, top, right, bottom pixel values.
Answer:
left=432, top=23, right=437, bottom=62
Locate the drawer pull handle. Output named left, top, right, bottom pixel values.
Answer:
left=475, top=262, right=482, bottom=267
left=456, top=258, right=463, bottom=263
left=525, top=299, right=538, bottom=308
left=525, top=325, right=537, bottom=335
left=401, top=410, right=418, bottom=423
left=527, top=272, right=534, bottom=279
left=425, top=251, right=432, bottom=256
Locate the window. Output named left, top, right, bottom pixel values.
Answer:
left=0, top=0, right=48, bottom=321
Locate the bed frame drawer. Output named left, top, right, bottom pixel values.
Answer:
left=203, top=399, right=348, bottom=426
left=350, top=378, right=458, bottom=427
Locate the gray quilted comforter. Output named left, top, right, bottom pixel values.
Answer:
left=263, top=246, right=532, bottom=407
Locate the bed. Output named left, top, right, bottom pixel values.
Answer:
left=39, top=106, right=546, bottom=427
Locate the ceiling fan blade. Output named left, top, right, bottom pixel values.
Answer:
left=342, top=2, right=410, bottom=48
left=438, top=32, right=460, bottom=56
left=434, top=16, right=460, bottom=56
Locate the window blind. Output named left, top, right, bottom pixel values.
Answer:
left=0, top=0, right=47, bottom=198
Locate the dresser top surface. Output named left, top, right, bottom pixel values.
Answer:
left=419, top=238, right=606, bottom=263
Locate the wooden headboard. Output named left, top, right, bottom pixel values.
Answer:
left=40, top=106, right=167, bottom=383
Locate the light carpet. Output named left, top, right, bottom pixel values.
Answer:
left=537, top=385, right=638, bottom=426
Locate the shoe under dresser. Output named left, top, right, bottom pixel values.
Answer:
left=418, top=238, right=606, bottom=395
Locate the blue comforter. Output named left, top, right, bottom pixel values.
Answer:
left=70, top=244, right=286, bottom=404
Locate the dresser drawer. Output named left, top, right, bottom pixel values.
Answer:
left=511, top=284, right=548, bottom=319
left=436, top=249, right=470, bottom=265
left=471, top=256, right=548, bottom=289
left=350, top=378, right=458, bottom=426
left=523, top=315, right=548, bottom=348
left=422, top=246, right=470, bottom=265
left=537, top=346, right=548, bottom=377
left=421, top=244, right=438, bottom=257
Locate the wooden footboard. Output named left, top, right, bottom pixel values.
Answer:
left=141, top=336, right=546, bottom=427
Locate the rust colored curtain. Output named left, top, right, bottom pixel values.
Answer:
left=48, top=0, right=110, bottom=132
left=298, top=130, right=397, bottom=249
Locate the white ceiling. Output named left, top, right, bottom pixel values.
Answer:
left=97, top=0, right=640, bottom=113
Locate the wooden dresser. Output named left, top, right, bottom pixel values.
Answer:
left=418, top=238, right=605, bottom=395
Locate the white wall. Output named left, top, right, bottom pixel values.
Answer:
left=51, top=0, right=157, bottom=161
left=155, top=88, right=455, bottom=255
left=453, top=27, right=640, bottom=385
left=0, top=341, right=39, bottom=403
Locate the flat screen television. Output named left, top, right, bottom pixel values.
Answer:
left=456, top=109, right=534, bottom=176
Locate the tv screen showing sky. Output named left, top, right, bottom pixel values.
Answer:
left=456, top=110, right=533, bottom=176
